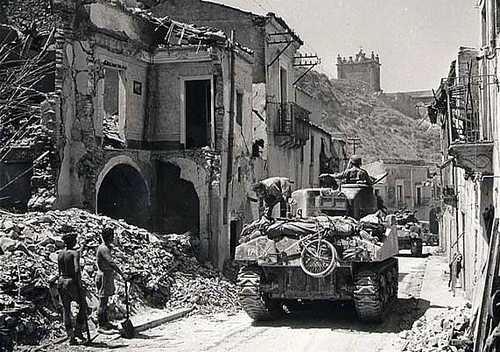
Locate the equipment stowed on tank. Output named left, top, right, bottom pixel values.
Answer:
left=235, top=179, right=399, bottom=323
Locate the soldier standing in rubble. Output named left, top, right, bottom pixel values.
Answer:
left=57, top=233, right=87, bottom=345
left=320, top=155, right=371, bottom=185
left=252, top=177, right=293, bottom=219
left=95, top=227, right=126, bottom=332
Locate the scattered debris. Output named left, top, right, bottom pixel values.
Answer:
left=0, top=208, right=239, bottom=346
left=400, top=303, right=473, bottom=352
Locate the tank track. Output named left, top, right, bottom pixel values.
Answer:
left=237, top=266, right=282, bottom=321
left=353, top=259, right=398, bottom=323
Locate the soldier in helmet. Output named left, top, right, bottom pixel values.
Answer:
left=320, top=155, right=371, bottom=185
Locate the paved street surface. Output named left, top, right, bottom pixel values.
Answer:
left=74, top=247, right=465, bottom=352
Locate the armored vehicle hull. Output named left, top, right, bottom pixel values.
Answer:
left=235, top=185, right=399, bottom=322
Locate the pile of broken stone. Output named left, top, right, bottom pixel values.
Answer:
left=400, top=303, right=473, bottom=352
left=0, top=208, right=239, bottom=345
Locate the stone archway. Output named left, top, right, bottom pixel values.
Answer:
left=155, top=157, right=209, bottom=258
left=156, top=162, right=200, bottom=235
left=96, top=157, right=149, bottom=227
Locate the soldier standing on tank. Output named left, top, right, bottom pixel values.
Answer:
left=57, top=233, right=88, bottom=345
left=320, top=155, right=371, bottom=185
left=252, top=177, right=293, bottom=219
left=95, top=227, right=126, bottom=332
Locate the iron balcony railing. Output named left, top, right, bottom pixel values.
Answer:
left=273, top=102, right=310, bottom=145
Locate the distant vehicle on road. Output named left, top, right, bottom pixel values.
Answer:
left=395, top=210, right=423, bottom=256
left=419, top=220, right=439, bottom=246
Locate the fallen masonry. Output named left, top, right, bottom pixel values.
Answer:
left=0, top=209, right=239, bottom=346
left=400, top=303, right=473, bottom=352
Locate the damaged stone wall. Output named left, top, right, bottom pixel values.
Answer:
left=28, top=96, right=60, bottom=211
left=151, top=148, right=221, bottom=262
left=151, top=0, right=267, bottom=83
left=148, top=51, right=217, bottom=148
left=54, top=0, right=153, bottom=211
left=227, top=51, right=259, bottom=257
left=2, top=0, right=257, bottom=268
left=0, top=1, right=60, bottom=211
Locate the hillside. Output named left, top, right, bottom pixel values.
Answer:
left=298, top=71, right=440, bottom=164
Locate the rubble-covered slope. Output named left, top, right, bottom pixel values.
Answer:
left=400, top=303, right=472, bottom=352
left=1, top=0, right=54, bottom=32
left=0, top=209, right=238, bottom=345
left=298, top=71, right=440, bottom=163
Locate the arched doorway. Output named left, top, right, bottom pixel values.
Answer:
left=157, top=161, right=200, bottom=245
left=96, top=164, right=149, bottom=227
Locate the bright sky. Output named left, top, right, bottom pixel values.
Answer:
left=213, top=0, right=479, bottom=92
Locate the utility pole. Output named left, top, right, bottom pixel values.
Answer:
left=347, top=137, right=361, bottom=155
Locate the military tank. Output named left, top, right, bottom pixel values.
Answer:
left=395, top=210, right=423, bottom=256
left=235, top=183, right=399, bottom=323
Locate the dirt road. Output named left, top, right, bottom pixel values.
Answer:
left=83, top=249, right=440, bottom=352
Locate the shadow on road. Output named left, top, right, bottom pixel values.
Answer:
left=253, top=297, right=430, bottom=333
left=396, top=253, right=431, bottom=259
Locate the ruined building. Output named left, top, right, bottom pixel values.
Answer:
left=1, top=0, right=259, bottom=267
left=337, top=49, right=381, bottom=92
left=152, top=0, right=346, bottom=202
left=0, top=0, right=345, bottom=268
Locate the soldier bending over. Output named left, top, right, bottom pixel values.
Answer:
left=252, top=177, right=293, bottom=219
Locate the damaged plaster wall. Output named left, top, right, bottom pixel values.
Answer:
left=55, top=1, right=152, bottom=210
left=148, top=52, right=215, bottom=147
left=94, top=46, right=148, bottom=146
left=151, top=0, right=267, bottom=83
left=227, top=51, right=258, bottom=255
left=264, top=19, right=303, bottom=191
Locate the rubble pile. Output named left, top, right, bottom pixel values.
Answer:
left=400, top=304, right=473, bottom=352
left=102, top=112, right=126, bottom=149
left=0, top=209, right=239, bottom=344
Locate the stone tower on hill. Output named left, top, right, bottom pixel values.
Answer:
left=337, top=49, right=381, bottom=92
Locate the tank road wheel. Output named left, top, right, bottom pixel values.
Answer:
left=353, top=270, right=385, bottom=323
left=410, top=238, right=423, bottom=257
left=391, top=265, right=399, bottom=299
left=300, top=239, right=337, bottom=278
left=386, top=265, right=399, bottom=301
left=237, top=266, right=282, bottom=321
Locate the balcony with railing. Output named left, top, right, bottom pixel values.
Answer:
left=439, top=71, right=494, bottom=176
left=272, top=102, right=310, bottom=148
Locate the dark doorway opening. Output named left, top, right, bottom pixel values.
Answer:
left=280, top=67, right=287, bottom=105
left=230, top=220, right=242, bottom=259
left=156, top=162, right=200, bottom=251
left=97, top=164, right=149, bottom=227
left=185, top=79, right=211, bottom=149
left=429, top=208, right=439, bottom=234
left=0, top=161, right=32, bottom=211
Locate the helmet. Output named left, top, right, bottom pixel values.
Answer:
left=349, top=155, right=362, bottom=166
